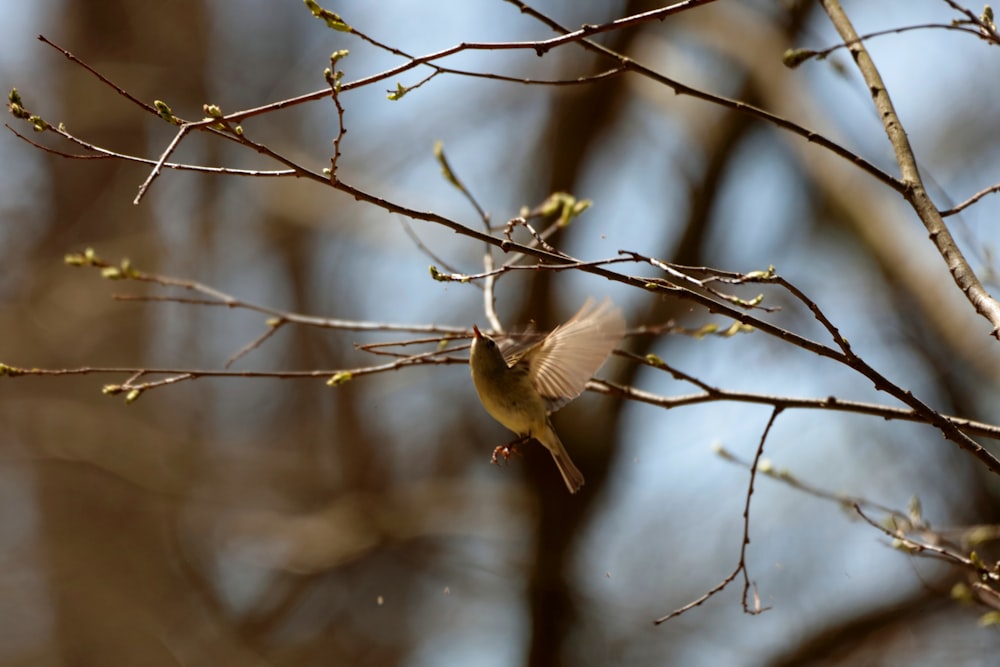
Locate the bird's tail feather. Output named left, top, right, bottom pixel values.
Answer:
left=536, top=422, right=585, bottom=493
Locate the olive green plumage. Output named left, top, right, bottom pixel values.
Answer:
left=469, top=298, right=625, bottom=493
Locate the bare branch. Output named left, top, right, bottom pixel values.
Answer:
left=655, top=407, right=781, bottom=623
left=0, top=351, right=465, bottom=403
left=940, top=182, right=1000, bottom=217
left=591, top=372, right=1000, bottom=442
left=507, top=0, right=900, bottom=191
left=820, top=0, right=1000, bottom=337
left=5, top=123, right=293, bottom=177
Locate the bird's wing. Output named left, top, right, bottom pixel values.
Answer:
left=526, top=297, right=625, bottom=411
left=500, top=324, right=544, bottom=366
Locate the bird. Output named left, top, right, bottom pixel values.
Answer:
left=469, top=297, right=625, bottom=493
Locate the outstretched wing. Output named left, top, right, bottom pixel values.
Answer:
left=526, top=297, right=625, bottom=411
left=499, top=323, right=544, bottom=367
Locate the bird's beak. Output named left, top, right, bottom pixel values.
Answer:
left=472, top=324, right=482, bottom=339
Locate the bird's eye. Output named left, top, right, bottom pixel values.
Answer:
left=486, top=339, right=496, bottom=349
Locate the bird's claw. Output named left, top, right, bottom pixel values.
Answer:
left=491, top=442, right=522, bottom=465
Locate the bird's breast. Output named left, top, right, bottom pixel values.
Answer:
left=471, top=366, right=546, bottom=436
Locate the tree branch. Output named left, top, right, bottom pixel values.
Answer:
left=820, top=0, right=1000, bottom=338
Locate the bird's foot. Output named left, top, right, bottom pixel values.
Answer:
left=491, top=442, right=522, bottom=465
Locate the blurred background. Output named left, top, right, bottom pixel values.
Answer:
left=3, top=0, right=1000, bottom=665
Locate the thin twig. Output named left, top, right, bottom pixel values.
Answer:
left=37, top=35, right=155, bottom=113
left=325, top=49, right=349, bottom=179
left=102, top=266, right=469, bottom=335
left=504, top=0, right=900, bottom=192
left=434, top=141, right=489, bottom=229
left=654, top=407, right=780, bottom=623
left=483, top=253, right=503, bottom=333
left=940, top=182, right=1000, bottom=217
left=714, top=448, right=903, bottom=518
left=739, top=407, right=781, bottom=616
left=790, top=22, right=990, bottom=66
left=225, top=320, right=285, bottom=369
left=854, top=504, right=999, bottom=580
left=5, top=123, right=292, bottom=177
left=400, top=217, right=469, bottom=281
left=0, top=351, right=466, bottom=402
left=942, top=0, right=1000, bottom=43
left=591, top=371, right=1000, bottom=441
left=133, top=125, right=191, bottom=204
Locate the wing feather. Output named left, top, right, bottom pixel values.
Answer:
left=527, top=298, right=625, bottom=411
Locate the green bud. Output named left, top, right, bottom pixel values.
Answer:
left=154, top=100, right=178, bottom=124
left=711, top=443, right=734, bottom=460
left=304, top=0, right=351, bottom=31
left=387, top=82, right=408, bottom=101
left=571, top=199, right=592, bottom=217
left=782, top=48, right=816, bottom=69
left=978, top=611, right=1000, bottom=627
left=0, top=363, right=25, bottom=377
left=538, top=192, right=565, bottom=218
left=433, top=141, right=462, bottom=188
left=327, top=371, right=352, bottom=386
left=7, top=88, right=30, bottom=120
left=907, top=495, right=922, bottom=522
left=836, top=496, right=854, bottom=513
left=966, top=526, right=996, bottom=546
left=723, top=322, right=754, bottom=336
left=744, top=267, right=775, bottom=280
left=951, top=582, right=973, bottom=602
left=644, top=353, right=666, bottom=368
left=693, top=323, right=719, bottom=338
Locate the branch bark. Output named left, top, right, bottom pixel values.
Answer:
left=820, top=0, right=1000, bottom=338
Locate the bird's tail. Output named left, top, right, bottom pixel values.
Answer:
left=535, top=421, right=585, bottom=493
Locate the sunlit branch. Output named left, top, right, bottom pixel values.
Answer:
left=820, top=0, right=1000, bottom=337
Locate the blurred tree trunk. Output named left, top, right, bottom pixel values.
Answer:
left=29, top=1, right=214, bottom=663
left=523, top=3, right=643, bottom=665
